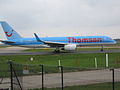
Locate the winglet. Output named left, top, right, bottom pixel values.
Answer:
left=34, top=33, right=44, bottom=42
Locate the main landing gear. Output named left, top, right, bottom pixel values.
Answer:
left=101, top=45, right=104, bottom=51
left=54, top=49, right=60, bottom=53
left=54, top=47, right=60, bottom=53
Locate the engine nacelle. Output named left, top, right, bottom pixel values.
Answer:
left=64, top=44, right=77, bottom=51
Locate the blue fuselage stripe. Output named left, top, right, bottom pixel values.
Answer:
left=4, top=36, right=116, bottom=46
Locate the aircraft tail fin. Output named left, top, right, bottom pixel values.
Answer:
left=0, top=21, right=22, bottom=40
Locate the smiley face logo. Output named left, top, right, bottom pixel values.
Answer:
left=5, top=30, right=14, bottom=37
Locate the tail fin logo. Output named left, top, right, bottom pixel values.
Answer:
left=5, top=30, right=14, bottom=37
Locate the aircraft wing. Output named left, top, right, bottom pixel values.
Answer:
left=0, top=40, right=15, bottom=43
left=34, top=33, right=66, bottom=47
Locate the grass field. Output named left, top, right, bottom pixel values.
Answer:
left=0, top=53, right=120, bottom=68
left=0, top=46, right=8, bottom=48
left=116, top=42, right=120, bottom=46
left=30, top=82, right=120, bottom=90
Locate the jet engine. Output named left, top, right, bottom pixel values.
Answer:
left=63, top=44, right=77, bottom=51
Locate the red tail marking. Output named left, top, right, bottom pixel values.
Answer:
left=5, top=30, right=13, bottom=37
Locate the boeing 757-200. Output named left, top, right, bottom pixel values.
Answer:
left=0, top=21, right=116, bottom=52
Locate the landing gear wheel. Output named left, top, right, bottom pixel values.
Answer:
left=54, top=50, right=60, bottom=53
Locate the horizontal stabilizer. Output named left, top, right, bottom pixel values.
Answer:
left=0, top=40, right=15, bottom=43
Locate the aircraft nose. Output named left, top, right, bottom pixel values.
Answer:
left=113, top=40, right=117, bottom=44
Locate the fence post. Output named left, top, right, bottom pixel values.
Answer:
left=59, top=66, right=64, bottom=90
left=9, top=61, right=13, bottom=90
left=111, top=69, right=115, bottom=90
left=106, top=54, right=109, bottom=67
left=40, top=65, right=44, bottom=90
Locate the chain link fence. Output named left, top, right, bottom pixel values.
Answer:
left=0, top=62, right=120, bottom=90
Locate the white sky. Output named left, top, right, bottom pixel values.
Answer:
left=0, top=0, right=120, bottom=40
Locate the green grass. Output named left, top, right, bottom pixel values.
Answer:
left=0, top=53, right=120, bottom=68
left=24, top=48, right=54, bottom=52
left=0, top=53, right=120, bottom=77
left=0, top=46, right=8, bottom=48
left=116, top=42, right=120, bottom=46
left=30, top=82, right=120, bottom=90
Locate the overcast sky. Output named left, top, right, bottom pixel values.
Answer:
left=0, top=0, right=120, bottom=40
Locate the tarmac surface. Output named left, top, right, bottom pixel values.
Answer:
left=1, top=69, right=120, bottom=89
left=0, top=47, right=120, bottom=55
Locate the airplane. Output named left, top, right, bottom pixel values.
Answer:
left=0, top=21, right=116, bottom=52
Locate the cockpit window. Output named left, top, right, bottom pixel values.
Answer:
left=104, top=37, right=112, bottom=41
